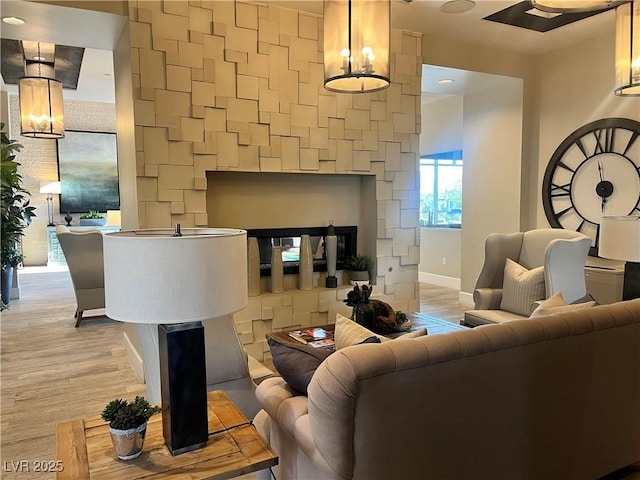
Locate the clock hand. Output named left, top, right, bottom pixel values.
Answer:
left=597, top=159, right=604, bottom=182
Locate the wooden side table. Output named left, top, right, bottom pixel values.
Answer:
left=56, top=390, right=278, bottom=480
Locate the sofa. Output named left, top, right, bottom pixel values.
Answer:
left=254, top=300, right=640, bottom=480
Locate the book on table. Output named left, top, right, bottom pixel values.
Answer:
left=288, top=327, right=335, bottom=348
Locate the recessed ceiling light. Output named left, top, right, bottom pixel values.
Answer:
left=440, top=0, right=476, bottom=14
left=438, top=79, right=454, bottom=84
left=2, top=16, right=26, bottom=26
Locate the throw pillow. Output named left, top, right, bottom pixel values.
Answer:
left=267, top=337, right=333, bottom=395
left=500, top=258, right=546, bottom=316
left=530, top=291, right=596, bottom=318
left=334, top=313, right=427, bottom=350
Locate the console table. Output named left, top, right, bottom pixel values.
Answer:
left=46, top=225, right=120, bottom=265
left=55, top=390, right=278, bottom=480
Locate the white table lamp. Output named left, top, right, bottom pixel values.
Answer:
left=39, top=181, right=61, bottom=226
left=103, top=227, right=248, bottom=455
left=599, top=215, right=640, bottom=300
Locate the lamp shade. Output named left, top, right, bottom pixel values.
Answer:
left=323, top=0, right=390, bottom=93
left=19, top=76, right=65, bottom=138
left=599, top=215, right=640, bottom=262
left=39, top=181, right=61, bottom=195
left=615, top=1, right=640, bottom=96
left=104, top=228, right=248, bottom=324
left=531, top=0, right=624, bottom=12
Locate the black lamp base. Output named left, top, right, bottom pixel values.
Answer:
left=158, top=322, right=209, bottom=455
left=622, top=261, right=640, bottom=301
left=326, top=276, right=338, bottom=288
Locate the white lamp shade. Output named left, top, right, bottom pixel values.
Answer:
left=19, top=76, right=65, bottom=138
left=615, top=1, right=640, bottom=96
left=599, top=215, right=640, bottom=262
left=323, top=0, right=390, bottom=93
left=104, top=228, right=248, bottom=324
left=39, top=181, right=61, bottom=194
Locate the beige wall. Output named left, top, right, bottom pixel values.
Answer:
left=420, top=96, right=463, bottom=154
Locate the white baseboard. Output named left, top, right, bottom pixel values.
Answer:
left=123, top=331, right=145, bottom=382
left=419, top=272, right=460, bottom=290
left=458, top=291, right=474, bottom=307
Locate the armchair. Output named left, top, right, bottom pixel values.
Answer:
left=463, top=229, right=591, bottom=327
left=55, top=226, right=106, bottom=327
left=204, top=316, right=273, bottom=419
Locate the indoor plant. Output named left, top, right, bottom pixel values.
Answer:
left=1, top=123, right=35, bottom=310
left=346, top=253, right=374, bottom=286
left=80, top=210, right=106, bottom=226
left=101, top=396, right=161, bottom=460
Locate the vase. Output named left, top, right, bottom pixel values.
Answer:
left=298, top=234, right=313, bottom=291
left=247, top=237, right=261, bottom=297
left=1, top=267, right=13, bottom=307
left=271, top=246, right=284, bottom=293
left=349, top=270, right=370, bottom=286
left=109, top=422, right=147, bottom=460
left=64, top=212, right=73, bottom=226
left=352, top=303, right=375, bottom=330
left=325, top=223, right=338, bottom=288
left=80, top=218, right=106, bottom=226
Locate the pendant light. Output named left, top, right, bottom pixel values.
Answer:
left=323, top=0, right=390, bottom=93
left=615, top=1, right=640, bottom=96
left=19, top=43, right=65, bottom=138
left=530, top=0, right=624, bottom=13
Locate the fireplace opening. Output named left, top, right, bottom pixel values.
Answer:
left=246, top=226, right=357, bottom=277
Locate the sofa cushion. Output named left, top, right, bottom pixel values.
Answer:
left=500, top=258, right=546, bottom=316
left=530, top=291, right=596, bottom=318
left=267, top=337, right=333, bottom=395
left=335, top=313, right=427, bottom=349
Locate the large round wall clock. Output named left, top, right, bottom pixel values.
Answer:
left=542, top=117, right=640, bottom=257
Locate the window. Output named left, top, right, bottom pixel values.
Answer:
left=419, top=150, right=463, bottom=228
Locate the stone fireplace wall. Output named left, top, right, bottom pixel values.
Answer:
left=127, top=1, right=422, bottom=360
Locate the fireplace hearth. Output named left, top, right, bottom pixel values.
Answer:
left=246, top=226, right=357, bottom=277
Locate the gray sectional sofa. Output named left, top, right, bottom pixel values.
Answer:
left=255, top=300, right=640, bottom=480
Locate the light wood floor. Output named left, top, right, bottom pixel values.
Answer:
left=0, top=268, right=468, bottom=479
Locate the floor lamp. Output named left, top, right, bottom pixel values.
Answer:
left=103, top=227, right=248, bottom=455
left=39, top=181, right=61, bottom=226
left=599, top=215, right=640, bottom=300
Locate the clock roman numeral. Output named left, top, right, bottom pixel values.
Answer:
left=624, top=130, right=639, bottom=157
left=550, top=182, right=571, bottom=197
left=554, top=205, right=576, bottom=221
left=557, top=161, right=575, bottom=173
left=593, top=128, right=615, bottom=154
left=574, top=137, right=589, bottom=158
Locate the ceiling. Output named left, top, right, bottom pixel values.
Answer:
left=0, top=0, right=617, bottom=102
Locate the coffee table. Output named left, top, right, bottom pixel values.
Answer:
left=267, top=312, right=468, bottom=346
left=56, top=390, right=278, bottom=480
left=399, top=312, right=469, bottom=336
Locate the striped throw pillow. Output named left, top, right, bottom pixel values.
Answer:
left=500, top=258, right=545, bottom=316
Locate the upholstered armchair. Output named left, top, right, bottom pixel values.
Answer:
left=204, top=316, right=273, bottom=419
left=56, top=226, right=106, bottom=327
left=463, top=229, right=591, bottom=327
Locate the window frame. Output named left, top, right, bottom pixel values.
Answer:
left=419, top=150, right=463, bottom=229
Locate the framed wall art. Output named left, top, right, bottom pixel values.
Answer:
left=57, top=130, right=120, bottom=213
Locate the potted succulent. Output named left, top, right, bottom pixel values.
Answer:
left=80, top=211, right=106, bottom=226
left=1, top=123, right=36, bottom=310
left=101, top=396, right=161, bottom=460
left=346, top=253, right=374, bottom=286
